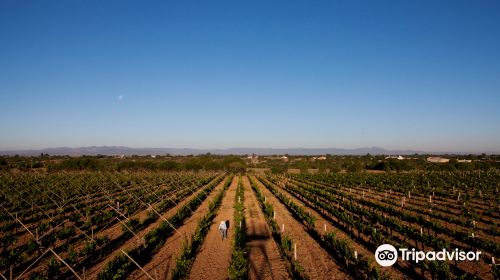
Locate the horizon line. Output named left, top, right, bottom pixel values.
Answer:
left=0, top=145, right=498, bottom=155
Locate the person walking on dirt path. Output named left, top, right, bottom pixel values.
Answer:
left=219, top=220, right=227, bottom=240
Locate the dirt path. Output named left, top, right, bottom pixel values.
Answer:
left=187, top=176, right=238, bottom=280
left=128, top=176, right=235, bottom=280
left=251, top=176, right=351, bottom=280
left=85, top=176, right=226, bottom=279
left=242, top=176, right=290, bottom=280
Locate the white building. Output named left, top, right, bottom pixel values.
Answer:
left=427, top=157, right=449, bottom=163
left=385, top=155, right=405, bottom=160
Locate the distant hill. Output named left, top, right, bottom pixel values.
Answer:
left=0, top=146, right=428, bottom=156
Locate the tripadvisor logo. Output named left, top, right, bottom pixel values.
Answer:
left=375, top=244, right=482, bottom=266
left=375, top=244, right=398, bottom=266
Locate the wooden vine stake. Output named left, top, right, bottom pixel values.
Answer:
left=282, top=224, right=285, bottom=233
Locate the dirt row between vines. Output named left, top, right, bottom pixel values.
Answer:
left=129, top=176, right=236, bottom=280
left=251, top=176, right=351, bottom=280
left=4, top=181, right=165, bottom=250
left=188, top=176, right=238, bottom=280
left=270, top=178, right=409, bottom=279
left=349, top=186, right=499, bottom=247
left=242, top=176, right=290, bottom=280
left=85, top=176, right=226, bottom=279
left=20, top=182, right=194, bottom=279
left=287, top=178, right=495, bottom=280
left=349, top=185, right=497, bottom=231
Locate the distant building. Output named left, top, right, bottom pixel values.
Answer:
left=385, top=155, right=405, bottom=160
left=247, top=154, right=259, bottom=164
left=457, top=159, right=472, bottom=163
left=312, top=156, right=327, bottom=161
left=150, top=155, right=157, bottom=158
left=427, top=157, right=449, bottom=163
left=280, top=156, right=289, bottom=162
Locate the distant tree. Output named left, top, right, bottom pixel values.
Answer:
left=184, top=159, right=203, bottom=170
left=347, top=161, right=364, bottom=172
left=227, top=162, right=246, bottom=173
left=159, top=160, right=180, bottom=171
left=270, top=165, right=287, bottom=174
left=48, top=157, right=104, bottom=171
left=204, top=161, right=223, bottom=171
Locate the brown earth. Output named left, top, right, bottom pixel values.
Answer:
left=128, top=175, right=234, bottom=280
left=84, top=177, right=224, bottom=279
left=242, top=176, right=290, bottom=280
left=17, top=183, right=186, bottom=279
left=271, top=179, right=408, bottom=279
left=250, top=176, right=351, bottom=280
left=187, top=176, right=238, bottom=280
left=289, top=178, right=495, bottom=280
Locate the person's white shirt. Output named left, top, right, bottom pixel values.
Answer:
left=219, top=221, right=227, bottom=230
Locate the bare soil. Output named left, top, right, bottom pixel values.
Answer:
left=187, top=176, right=238, bottom=280
left=242, top=176, right=290, bottom=280
left=84, top=178, right=222, bottom=279
left=128, top=176, right=233, bottom=280
left=251, top=176, right=351, bottom=280
left=273, top=180, right=409, bottom=279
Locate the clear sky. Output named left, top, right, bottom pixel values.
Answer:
left=1, top=0, right=499, bottom=153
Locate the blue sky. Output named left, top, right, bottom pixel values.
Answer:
left=1, top=0, right=499, bottom=152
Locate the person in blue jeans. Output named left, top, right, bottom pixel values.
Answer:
left=218, top=220, right=227, bottom=240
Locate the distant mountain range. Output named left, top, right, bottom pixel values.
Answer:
left=0, top=146, right=432, bottom=156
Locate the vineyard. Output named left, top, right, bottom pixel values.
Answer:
left=1, top=170, right=499, bottom=279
